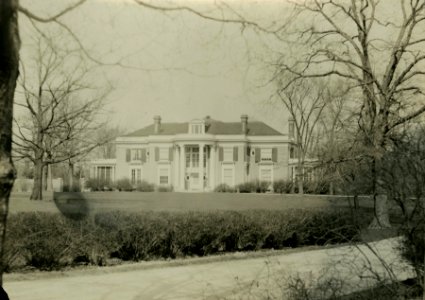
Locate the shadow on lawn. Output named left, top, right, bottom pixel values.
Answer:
left=53, top=192, right=91, bottom=220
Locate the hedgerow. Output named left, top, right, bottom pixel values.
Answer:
left=5, top=209, right=369, bottom=272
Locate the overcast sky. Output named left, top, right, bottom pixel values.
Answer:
left=17, top=0, right=295, bottom=133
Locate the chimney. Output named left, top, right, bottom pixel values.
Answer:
left=154, top=115, right=161, bottom=134
left=241, top=114, right=248, bottom=134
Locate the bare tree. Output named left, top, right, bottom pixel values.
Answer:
left=0, top=0, right=20, bottom=288
left=13, top=33, right=109, bottom=200
left=382, top=124, right=425, bottom=293
left=314, top=84, right=359, bottom=195
left=278, top=79, right=327, bottom=194
left=91, top=125, right=125, bottom=160
left=0, top=0, right=87, bottom=285
left=275, top=0, right=425, bottom=228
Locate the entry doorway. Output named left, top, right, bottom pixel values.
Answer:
left=185, top=146, right=207, bottom=191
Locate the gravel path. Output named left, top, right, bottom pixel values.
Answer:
left=4, top=238, right=412, bottom=300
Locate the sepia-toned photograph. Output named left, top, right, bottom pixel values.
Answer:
left=0, top=0, right=424, bottom=299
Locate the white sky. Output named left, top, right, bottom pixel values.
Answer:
left=18, top=0, right=294, bottom=133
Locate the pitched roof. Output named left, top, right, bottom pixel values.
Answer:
left=125, top=119, right=284, bottom=137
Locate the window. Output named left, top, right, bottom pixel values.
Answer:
left=159, top=167, right=169, bottom=185
left=261, top=148, right=272, bottom=161
left=189, top=121, right=204, bottom=134
left=185, top=151, right=191, bottom=168
left=97, top=166, right=112, bottom=182
left=304, top=167, right=313, bottom=182
left=223, top=147, right=233, bottom=162
left=130, top=167, right=142, bottom=184
left=186, top=147, right=199, bottom=168
left=159, top=147, right=169, bottom=161
left=131, top=149, right=142, bottom=161
left=289, top=146, right=295, bottom=159
left=191, top=124, right=203, bottom=134
left=259, top=166, right=273, bottom=183
left=192, top=148, right=199, bottom=167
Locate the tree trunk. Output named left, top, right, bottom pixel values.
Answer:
left=297, top=162, right=304, bottom=195
left=297, top=176, right=304, bottom=194
left=369, top=194, right=391, bottom=228
left=369, top=157, right=391, bottom=229
left=422, top=237, right=425, bottom=300
left=68, top=162, right=74, bottom=190
left=46, top=164, right=53, bottom=192
left=0, top=0, right=20, bottom=287
left=30, top=161, right=43, bottom=200
left=42, top=164, right=47, bottom=191
left=329, top=180, right=334, bottom=195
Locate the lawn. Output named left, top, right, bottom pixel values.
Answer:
left=9, top=191, right=374, bottom=215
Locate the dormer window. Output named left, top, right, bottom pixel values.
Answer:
left=189, top=120, right=205, bottom=134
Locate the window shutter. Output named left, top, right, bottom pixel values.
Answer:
left=141, top=149, right=146, bottom=163
left=255, top=148, right=260, bottom=163
left=169, top=147, right=173, bottom=161
left=155, top=147, right=159, bottom=161
left=272, top=147, right=278, bottom=162
left=126, top=149, right=131, bottom=162
left=233, top=146, right=238, bottom=162
left=219, top=147, right=223, bottom=162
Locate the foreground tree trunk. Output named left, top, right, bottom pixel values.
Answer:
left=30, top=161, right=43, bottom=200
left=42, top=164, right=47, bottom=191
left=369, top=155, right=391, bottom=229
left=296, top=161, right=304, bottom=195
left=369, top=194, right=391, bottom=229
left=46, top=164, right=53, bottom=192
left=0, top=0, right=20, bottom=286
left=68, top=162, right=74, bottom=191
left=329, top=181, right=334, bottom=195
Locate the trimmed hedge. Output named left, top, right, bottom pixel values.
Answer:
left=5, top=209, right=369, bottom=272
left=115, top=178, right=133, bottom=191
left=237, top=180, right=271, bottom=193
left=85, top=178, right=114, bottom=191
left=214, top=184, right=235, bottom=193
left=135, top=181, right=155, bottom=192
left=273, top=180, right=293, bottom=194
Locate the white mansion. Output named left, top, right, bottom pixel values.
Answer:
left=89, top=115, right=297, bottom=192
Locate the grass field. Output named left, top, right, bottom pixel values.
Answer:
left=8, top=191, right=374, bottom=215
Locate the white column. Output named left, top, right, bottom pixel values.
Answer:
left=210, top=145, right=216, bottom=190
left=180, top=145, right=185, bottom=190
left=174, top=146, right=179, bottom=190
left=199, top=143, right=204, bottom=191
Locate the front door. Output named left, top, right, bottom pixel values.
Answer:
left=186, top=146, right=202, bottom=191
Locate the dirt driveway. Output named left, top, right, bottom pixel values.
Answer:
left=4, top=238, right=412, bottom=300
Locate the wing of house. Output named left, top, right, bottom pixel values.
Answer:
left=89, top=115, right=298, bottom=192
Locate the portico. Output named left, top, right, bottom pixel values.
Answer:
left=174, top=143, right=216, bottom=192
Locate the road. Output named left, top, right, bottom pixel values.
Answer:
left=4, top=238, right=412, bottom=300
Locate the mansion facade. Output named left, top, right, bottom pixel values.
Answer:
left=89, top=115, right=297, bottom=192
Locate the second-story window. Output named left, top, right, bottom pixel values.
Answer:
left=261, top=148, right=272, bottom=161
left=159, top=147, right=169, bottom=161
left=132, top=149, right=142, bottom=161
left=223, top=147, right=233, bottom=162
